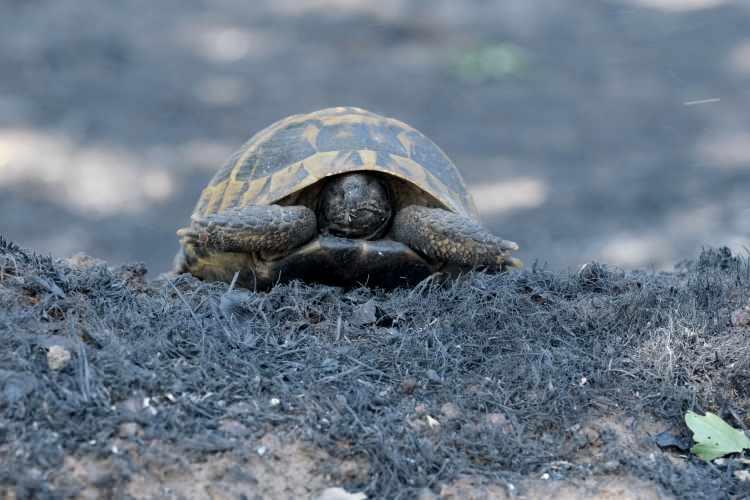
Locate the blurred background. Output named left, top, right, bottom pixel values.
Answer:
left=2, top=0, right=750, bottom=275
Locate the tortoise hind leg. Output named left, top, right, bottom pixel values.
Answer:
left=392, top=205, right=521, bottom=270
left=177, top=205, right=317, bottom=255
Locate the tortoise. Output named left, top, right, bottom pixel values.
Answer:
left=175, top=107, right=520, bottom=289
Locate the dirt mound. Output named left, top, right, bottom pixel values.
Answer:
left=1, top=237, right=748, bottom=498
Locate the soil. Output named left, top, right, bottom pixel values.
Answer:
left=2, top=240, right=749, bottom=498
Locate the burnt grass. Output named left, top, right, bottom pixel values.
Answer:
left=1, top=236, right=749, bottom=499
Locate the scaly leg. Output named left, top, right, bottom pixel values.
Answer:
left=177, top=205, right=317, bottom=255
left=392, top=205, right=521, bottom=270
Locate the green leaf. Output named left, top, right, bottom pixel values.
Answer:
left=685, top=411, right=750, bottom=461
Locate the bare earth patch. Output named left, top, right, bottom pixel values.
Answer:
left=46, top=435, right=365, bottom=500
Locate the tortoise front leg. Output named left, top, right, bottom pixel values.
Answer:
left=392, top=205, right=521, bottom=270
left=177, top=205, right=317, bottom=255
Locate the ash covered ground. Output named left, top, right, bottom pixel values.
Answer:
left=1, top=237, right=749, bottom=499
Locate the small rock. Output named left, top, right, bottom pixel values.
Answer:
left=653, top=430, right=691, bottom=452
left=735, top=470, right=750, bottom=481
left=351, top=300, right=377, bottom=326
left=269, top=397, right=281, bottom=407
left=440, top=402, right=461, bottom=420
left=316, top=487, right=367, bottom=500
left=47, top=345, right=72, bottom=371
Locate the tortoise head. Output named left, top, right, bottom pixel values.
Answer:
left=318, top=173, right=393, bottom=239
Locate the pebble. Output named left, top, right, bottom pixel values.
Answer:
left=351, top=300, right=377, bottom=326
left=47, top=345, right=72, bottom=371
left=440, top=402, right=461, bottom=420
left=316, top=487, right=367, bottom=500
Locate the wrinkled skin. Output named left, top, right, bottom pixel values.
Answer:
left=317, top=173, right=393, bottom=239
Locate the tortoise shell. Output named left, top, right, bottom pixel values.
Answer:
left=192, top=107, right=478, bottom=219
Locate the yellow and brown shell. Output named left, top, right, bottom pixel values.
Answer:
left=193, top=107, right=478, bottom=219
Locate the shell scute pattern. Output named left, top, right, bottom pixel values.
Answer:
left=314, top=121, right=369, bottom=152
left=194, top=107, right=476, bottom=218
left=400, top=130, right=457, bottom=181
left=235, top=120, right=320, bottom=182
left=366, top=123, right=410, bottom=157
left=208, top=147, right=243, bottom=187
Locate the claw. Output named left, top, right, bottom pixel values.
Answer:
left=501, top=239, right=519, bottom=252
left=504, top=256, right=523, bottom=269
left=495, top=254, right=523, bottom=269
left=177, top=225, right=209, bottom=247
